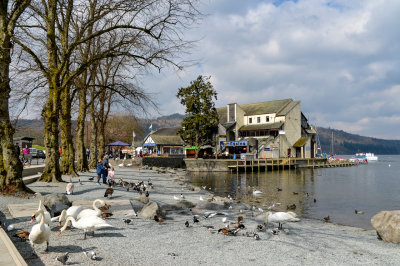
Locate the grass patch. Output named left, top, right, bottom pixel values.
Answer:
left=32, top=145, right=45, bottom=150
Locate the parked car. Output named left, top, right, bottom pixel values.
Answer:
left=29, top=148, right=45, bottom=159
left=36, top=150, right=46, bottom=159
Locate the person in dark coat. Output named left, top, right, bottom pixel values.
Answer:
left=96, top=159, right=104, bottom=185
left=15, top=144, right=20, bottom=159
left=101, top=155, right=110, bottom=184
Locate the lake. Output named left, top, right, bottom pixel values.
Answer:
left=187, top=155, right=400, bottom=229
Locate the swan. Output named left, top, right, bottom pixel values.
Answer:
left=264, top=211, right=300, bottom=229
left=32, top=192, right=51, bottom=225
left=58, top=216, right=112, bottom=239
left=66, top=181, right=74, bottom=195
left=51, top=206, right=84, bottom=226
left=77, top=199, right=105, bottom=220
left=29, top=209, right=51, bottom=254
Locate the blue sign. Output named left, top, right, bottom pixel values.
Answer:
left=143, top=143, right=156, bottom=147
left=221, top=141, right=248, bottom=147
left=264, top=147, right=270, bottom=151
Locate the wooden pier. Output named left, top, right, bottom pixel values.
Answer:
left=227, top=158, right=361, bottom=172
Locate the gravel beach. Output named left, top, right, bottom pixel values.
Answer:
left=0, top=167, right=399, bottom=266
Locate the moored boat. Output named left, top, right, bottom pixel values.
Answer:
left=353, top=153, right=378, bottom=162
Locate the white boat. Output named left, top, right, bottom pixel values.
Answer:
left=353, top=153, right=378, bottom=162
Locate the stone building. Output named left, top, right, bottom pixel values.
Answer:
left=216, top=98, right=316, bottom=158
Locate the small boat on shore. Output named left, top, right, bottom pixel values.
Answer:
left=352, top=153, right=378, bottom=162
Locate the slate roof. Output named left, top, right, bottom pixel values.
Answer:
left=217, top=99, right=293, bottom=123
left=149, top=127, right=185, bottom=145
left=239, top=122, right=284, bottom=131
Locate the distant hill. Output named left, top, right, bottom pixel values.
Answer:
left=12, top=116, right=400, bottom=155
left=316, top=127, right=400, bottom=155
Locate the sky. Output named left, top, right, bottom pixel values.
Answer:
left=142, top=0, right=400, bottom=140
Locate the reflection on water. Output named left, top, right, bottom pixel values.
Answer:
left=189, top=169, right=318, bottom=217
left=187, top=155, right=400, bottom=229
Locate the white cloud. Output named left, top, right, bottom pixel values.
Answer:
left=143, top=0, right=400, bottom=139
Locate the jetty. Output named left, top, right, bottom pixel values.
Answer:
left=184, top=157, right=363, bottom=172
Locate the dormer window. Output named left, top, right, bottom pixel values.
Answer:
left=266, top=116, right=270, bottom=122
left=249, top=117, right=252, bottom=124
left=257, top=117, right=260, bottom=123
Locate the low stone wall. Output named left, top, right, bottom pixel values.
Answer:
left=142, top=157, right=185, bottom=168
left=184, top=159, right=232, bottom=172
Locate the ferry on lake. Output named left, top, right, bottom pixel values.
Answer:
left=353, top=153, right=378, bottom=162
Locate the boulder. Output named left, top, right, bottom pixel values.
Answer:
left=139, top=201, right=166, bottom=219
left=174, top=200, right=196, bottom=209
left=196, top=201, right=226, bottom=210
left=50, top=203, right=69, bottom=217
left=42, top=193, right=71, bottom=216
left=371, top=210, right=400, bottom=244
left=133, top=196, right=149, bottom=204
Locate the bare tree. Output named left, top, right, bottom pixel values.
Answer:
left=14, top=0, right=201, bottom=182
left=0, top=0, right=32, bottom=193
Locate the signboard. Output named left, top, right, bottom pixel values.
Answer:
left=220, top=141, right=248, bottom=147
left=264, top=147, right=270, bottom=151
left=143, top=143, right=156, bottom=147
left=184, top=146, right=197, bottom=150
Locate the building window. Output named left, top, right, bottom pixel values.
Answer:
left=257, top=117, right=260, bottom=123
left=249, top=118, right=252, bottom=124
left=266, top=116, right=270, bottom=122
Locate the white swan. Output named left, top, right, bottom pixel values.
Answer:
left=66, top=182, right=74, bottom=195
left=58, top=216, right=113, bottom=239
left=51, top=206, right=84, bottom=226
left=29, top=209, right=51, bottom=254
left=265, top=211, right=300, bottom=229
left=77, top=199, right=105, bottom=219
left=32, top=193, right=51, bottom=225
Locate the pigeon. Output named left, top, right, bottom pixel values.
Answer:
left=123, top=219, right=132, bottom=225
left=7, top=224, right=14, bottom=231
left=355, top=209, right=364, bottom=215
left=173, top=195, right=180, bottom=201
left=272, top=229, right=280, bottom=235
left=145, top=191, right=149, bottom=197
left=314, top=198, right=317, bottom=203
left=79, top=179, right=83, bottom=185
left=83, top=251, right=97, bottom=260
left=185, top=221, right=189, bottom=227
left=222, top=217, right=227, bottom=223
left=56, top=252, right=69, bottom=265
left=254, top=234, right=260, bottom=240
left=180, top=194, right=185, bottom=199
left=88, top=177, right=94, bottom=181
left=199, top=196, right=204, bottom=201
left=193, top=216, right=200, bottom=223
left=204, top=212, right=217, bottom=219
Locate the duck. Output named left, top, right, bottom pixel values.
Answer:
left=101, top=212, right=113, bottom=218
left=58, top=216, right=112, bottom=240
left=77, top=199, right=105, bottom=220
left=13, top=231, right=30, bottom=242
left=253, top=190, right=263, bottom=195
left=99, top=204, right=111, bottom=212
left=66, top=179, right=74, bottom=195
left=32, top=193, right=51, bottom=225
left=287, top=204, right=296, bottom=210
left=355, top=210, right=364, bottom=215
left=104, top=186, right=114, bottom=198
left=51, top=205, right=84, bottom=226
left=264, top=211, right=300, bottom=230
left=323, top=215, right=330, bottom=222
left=29, top=209, right=51, bottom=254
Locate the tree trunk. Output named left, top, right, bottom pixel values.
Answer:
left=40, top=87, right=63, bottom=182
left=0, top=10, right=31, bottom=193
left=97, top=90, right=106, bottom=159
left=60, top=86, right=78, bottom=176
left=89, top=88, right=98, bottom=169
left=75, top=87, right=88, bottom=172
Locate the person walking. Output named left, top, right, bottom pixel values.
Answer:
left=108, top=167, right=115, bottom=186
left=23, top=144, right=30, bottom=164
left=101, top=155, right=110, bottom=184
left=96, top=159, right=104, bottom=185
